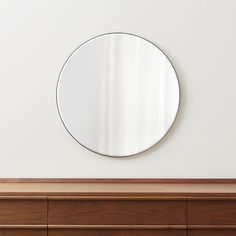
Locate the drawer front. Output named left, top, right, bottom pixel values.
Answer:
left=189, top=229, right=236, bottom=236
left=49, top=229, right=186, bottom=236
left=49, top=199, right=186, bottom=225
left=0, top=198, right=47, bottom=224
left=0, top=229, right=46, bottom=236
left=188, top=200, right=236, bottom=224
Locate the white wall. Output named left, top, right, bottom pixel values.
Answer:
left=0, top=0, right=235, bottom=178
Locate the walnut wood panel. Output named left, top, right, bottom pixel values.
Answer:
left=0, top=198, right=47, bottom=225
left=188, top=200, right=236, bottom=224
left=1, top=182, right=236, bottom=236
left=189, top=229, right=236, bottom=236
left=0, top=229, right=46, bottom=236
left=48, top=199, right=186, bottom=225
left=49, top=228, right=186, bottom=236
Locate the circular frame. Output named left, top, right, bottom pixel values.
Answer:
left=56, top=32, right=181, bottom=158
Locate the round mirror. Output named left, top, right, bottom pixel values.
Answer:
left=57, top=33, right=180, bottom=157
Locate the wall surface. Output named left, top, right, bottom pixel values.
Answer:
left=0, top=0, right=235, bottom=178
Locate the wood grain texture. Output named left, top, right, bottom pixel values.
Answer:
left=188, top=200, right=236, bottom=224
left=0, top=182, right=236, bottom=236
left=0, top=198, right=47, bottom=225
left=0, top=229, right=46, bottom=236
left=1, top=182, right=236, bottom=196
left=48, top=228, right=186, bottom=236
left=48, top=199, right=186, bottom=225
left=48, top=225, right=187, bottom=229
left=1, top=178, right=236, bottom=183
left=188, top=229, right=236, bottom=236
left=188, top=225, right=236, bottom=229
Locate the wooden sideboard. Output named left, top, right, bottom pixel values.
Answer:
left=0, top=179, right=236, bottom=236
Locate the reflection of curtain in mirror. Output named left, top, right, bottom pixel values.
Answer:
left=99, top=36, right=144, bottom=155
left=98, top=37, right=110, bottom=154
left=121, top=36, right=141, bottom=154
left=95, top=35, right=178, bottom=155
left=97, top=36, right=170, bottom=155
left=98, top=36, right=123, bottom=154
left=138, top=45, right=167, bottom=149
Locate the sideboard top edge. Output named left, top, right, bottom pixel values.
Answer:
left=1, top=178, right=236, bottom=184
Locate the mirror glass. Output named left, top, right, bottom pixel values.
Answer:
left=57, top=33, right=180, bottom=157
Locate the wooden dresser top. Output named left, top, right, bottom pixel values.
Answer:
left=0, top=179, right=236, bottom=197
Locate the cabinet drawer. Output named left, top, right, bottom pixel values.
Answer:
left=49, top=229, right=186, bottom=236
left=0, top=197, right=47, bottom=224
left=189, top=229, right=236, bottom=236
left=49, top=198, right=186, bottom=225
left=188, top=199, right=236, bottom=224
